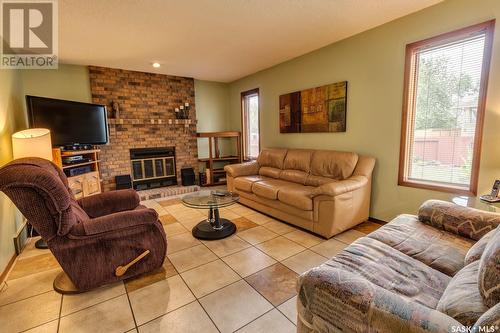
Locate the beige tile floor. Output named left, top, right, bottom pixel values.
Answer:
left=0, top=197, right=381, bottom=333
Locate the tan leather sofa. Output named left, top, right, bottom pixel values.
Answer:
left=224, top=148, right=375, bottom=238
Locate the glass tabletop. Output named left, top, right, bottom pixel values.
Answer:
left=182, top=190, right=240, bottom=209
left=452, top=196, right=500, bottom=213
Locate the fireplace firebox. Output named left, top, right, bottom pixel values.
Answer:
left=130, top=147, right=177, bottom=190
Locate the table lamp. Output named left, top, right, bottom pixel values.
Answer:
left=12, top=128, right=53, bottom=160
left=11, top=128, right=53, bottom=249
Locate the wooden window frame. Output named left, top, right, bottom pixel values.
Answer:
left=241, top=88, right=260, bottom=161
left=398, top=20, right=495, bottom=196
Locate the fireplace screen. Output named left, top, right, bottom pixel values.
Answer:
left=129, top=147, right=177, bottom=190
left=131, top=157, right=175, bottom=181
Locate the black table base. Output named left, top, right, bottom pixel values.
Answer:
left=35, top=238, right=48, bottom=249
left=192, top=207, right=236, bottom=240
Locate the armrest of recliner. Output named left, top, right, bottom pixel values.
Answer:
left=310, top=176, right=368, bottom=197
left=80, top=208, right=159, bottom=235
left=297, top=267, right=464, bottom=333
left=224, top=161, right=259, bottom=178
left=78, top=189, right=140, bottom=217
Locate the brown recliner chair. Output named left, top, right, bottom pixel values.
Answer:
left=0, top=158, right=167, bottom=293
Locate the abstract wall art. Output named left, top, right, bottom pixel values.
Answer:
left=279, top=81, right=347, bottom=133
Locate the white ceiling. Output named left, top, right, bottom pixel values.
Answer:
left=60, top=0, right=442, bottom=82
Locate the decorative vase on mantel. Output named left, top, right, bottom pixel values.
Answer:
left=175, top=102, right=190, bottom=120
left=111, top=101, right=120, bottom=119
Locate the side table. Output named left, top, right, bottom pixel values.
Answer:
left=452, top=196, right=500, bottom=213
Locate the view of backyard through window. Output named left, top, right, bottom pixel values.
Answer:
left=408, top=33, right=486, bottom=188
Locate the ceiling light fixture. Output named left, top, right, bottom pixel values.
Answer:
left=152, top=62, right=161, bottom=68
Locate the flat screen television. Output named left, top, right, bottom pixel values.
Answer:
left=26, top=95, right=109, bottom=147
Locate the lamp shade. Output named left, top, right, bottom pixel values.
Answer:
left=12, top=128, right=52, bottom=160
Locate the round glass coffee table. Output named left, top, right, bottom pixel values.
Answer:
left=182, top=190, right=240, bottom=240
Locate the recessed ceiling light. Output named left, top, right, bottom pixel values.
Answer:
left=152, top=62, right=161, bottom=68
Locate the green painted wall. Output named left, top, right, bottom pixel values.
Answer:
left=227, top=0, right=500, bottom=221
left=21, top=64, right=92, bottom=104
left=0, top=69, right=25, bottom=274
left=195, top=80, right=230, bottom=132
left=194, top=80, right=231, bottom=159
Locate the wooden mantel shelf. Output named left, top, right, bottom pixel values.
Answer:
left=108, top=118, right=197, bottom=125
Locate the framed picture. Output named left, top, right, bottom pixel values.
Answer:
left=279, top=81, right=347, bottom=133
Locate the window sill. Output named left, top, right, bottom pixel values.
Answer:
left=398, top=179, right=476, bottom=196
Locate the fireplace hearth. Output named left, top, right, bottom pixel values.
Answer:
left=130, top=147, right=177, bottom=190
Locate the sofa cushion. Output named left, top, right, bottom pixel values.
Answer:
left=277, top=184, right=315, bottom=211
left=251, top=179, right=291, bottom=200
left=310, top=150, right=358, bottom=180
left=304, top=174, right=336, bottom=187
left=418, top=200, right=500, bottom=241
left=280, top=169, right=308, bottom=184
left=257, top=148, right=287, bottom=169
left=478, top=225, right=500, bottom=307
left=368, top=214, right=474, bottom=276
left=324, top=237, right=450, bottom=309
left=234, top=175, right=266, bottom=193
left=238, top=190, right=314, bottom=222
left=283, top=149, right=313, bottom=172
left=465, top=228, right=496, bottom=265
left=297, top=267, right=461, bottom=333
left=259, top=166, right=282, bottom=179
left=437, top=261, right=487, bottom=326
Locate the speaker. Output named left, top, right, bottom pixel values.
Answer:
left=116, top=175, right=132, bottom=190
left=199, top=172, right=206, bottom=186
left=181, top=167, right=195, bottom=186
left=62, top=144, right=93, bottom=151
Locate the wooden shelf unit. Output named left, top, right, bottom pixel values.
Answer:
left=62, top=160, right=101, bottom=170
left=197, top=131, right=242, bottom=186
left=52, top=148, right=102, bottom=199
left=198, top=156, right=240, bottom=162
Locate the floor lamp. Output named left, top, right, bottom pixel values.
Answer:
left=12, top=128, right=53, bottom=249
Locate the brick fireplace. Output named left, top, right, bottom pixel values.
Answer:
left=88, top=66, right=198, bottom=191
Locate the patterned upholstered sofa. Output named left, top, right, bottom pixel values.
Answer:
left=297, top=200, right=500, bottom=333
